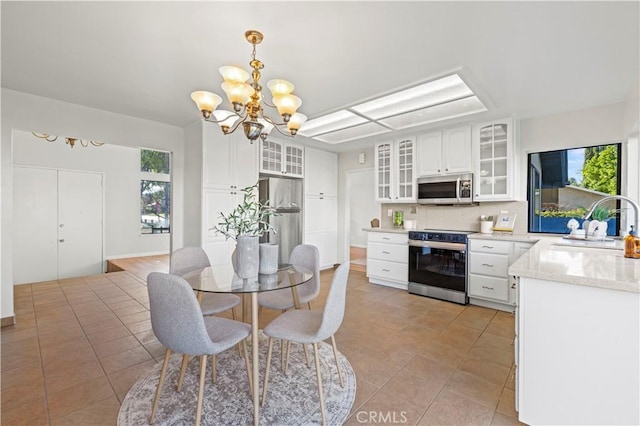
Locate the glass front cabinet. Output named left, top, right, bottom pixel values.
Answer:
left=473, top=118, right=516, bottom=201
left=260, top=138, right=304, bottom=178
left=375, top=137, right=416, bottom=202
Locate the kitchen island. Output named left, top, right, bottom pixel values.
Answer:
left=509, top=238, right=640, bottom=425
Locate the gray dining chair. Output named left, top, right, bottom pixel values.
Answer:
left=258, top=244, right=320, bottom=311
left=147, top=272, right=252, bottom=426
left=170, top=246, right=241, bottom=318
left=261, top=263, right=350, bottom=426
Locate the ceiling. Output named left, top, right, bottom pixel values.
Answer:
left=2, top=1, right=638, bottom=152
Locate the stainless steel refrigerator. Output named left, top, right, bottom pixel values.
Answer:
left=258, top=176, right=303, bottom=266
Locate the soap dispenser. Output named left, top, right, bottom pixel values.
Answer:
left=624, top=226, right=638, bottom=258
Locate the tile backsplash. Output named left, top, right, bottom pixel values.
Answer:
left=379, top=201, right=528, bottom=234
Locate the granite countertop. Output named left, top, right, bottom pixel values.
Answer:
left=468, top=232, right=539, bottom=243
left=509, top=237, right=640, bottom=294
left=362, top=227, right=410, bottom=234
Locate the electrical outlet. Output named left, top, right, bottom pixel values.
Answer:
left=387, top=209, right=393, bottom=217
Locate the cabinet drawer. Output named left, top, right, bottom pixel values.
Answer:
left=368, top=242, right=408, bottom=263
left=469, top=239, right=511, bottom=255
left=367, top=232, right=408, bottom=245
left=469, top=252, right=509, bottom=277
left=367, top=259, right=408, bottom=283
left=468, top=274, right=509, bottom=302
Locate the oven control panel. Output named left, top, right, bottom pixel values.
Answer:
left=408, top=231, right=469, bottom=244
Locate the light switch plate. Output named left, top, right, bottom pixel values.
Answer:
left=387, top=209, right=393, bottom=217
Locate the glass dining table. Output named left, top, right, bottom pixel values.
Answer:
left=182, top=265, right=313, bottom=426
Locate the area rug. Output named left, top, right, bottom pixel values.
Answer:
left=118, top=332, right=356, bottom=425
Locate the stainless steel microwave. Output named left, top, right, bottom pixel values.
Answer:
left=417, top=173, right=473, bottom=205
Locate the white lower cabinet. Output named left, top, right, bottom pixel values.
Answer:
left=468, top=238, right=533, bottom=311
left=366, top=232, right=408, bottom=289
left=517, top=276, right=639, bottom=425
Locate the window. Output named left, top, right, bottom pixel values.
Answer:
left=527, top=143, right=621, bottom=235
left=140, top=149, right=171, bottom=234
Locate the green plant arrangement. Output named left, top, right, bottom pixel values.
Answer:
left=589, top=205, right=617, bottom=221
left=214, top=183, right=277, bottom=240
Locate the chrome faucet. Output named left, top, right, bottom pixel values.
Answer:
left=583, top=195, right=640, bottom=235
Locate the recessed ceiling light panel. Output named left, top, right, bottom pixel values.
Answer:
left=379, top=96, right=487, bottom=130
left=351, top=74, right=473, bottom=120
left=298, top=110, right=368, bottom=137
left=314, top=122, right=391, bottom=144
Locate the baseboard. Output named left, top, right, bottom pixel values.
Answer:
left=468, top=297, right=515, bottom=313
left=105, top=251, right=170, bottom=260
left=1, top=316, right=16, bottom=327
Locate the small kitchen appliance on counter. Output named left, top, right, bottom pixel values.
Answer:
left=408, top=229, right=473, bottom=304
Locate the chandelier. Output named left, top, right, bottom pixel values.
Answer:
left=190, top=30, right=307, bottom=143
left=32, top=132, right=105, bottom=148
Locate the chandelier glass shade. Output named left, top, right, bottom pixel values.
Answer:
left=191, top=30, right=307, bottom=143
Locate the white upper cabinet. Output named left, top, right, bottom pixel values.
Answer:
left=473, top=118, right=516, bottom=201
left=260, top=138, right=304, bottom=178
left=203, top=128, right=258, bottom=190
left=417, top=125, right=472, bottom=176
left=304, top=147, right=337, bottom=197
left=375, top=137, right=416, bottom=202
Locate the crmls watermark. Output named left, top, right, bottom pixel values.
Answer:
left=355, top=411, right=408, bottom=424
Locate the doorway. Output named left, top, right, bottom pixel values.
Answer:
left=13, top=166, right=104, bottom=283
left=344, top=168, right=378, bottom=273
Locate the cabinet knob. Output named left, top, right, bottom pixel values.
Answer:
left=482, top=263, right=494, bottom=268
left=445, top=168, right=449, bottom=171
left=382, top=251, right=391, bottom=254
left=511, top=282, right=516, bottom=289
left=59, top=239, right=65, bottom=243
left=482, top=285, right=494, bottom=290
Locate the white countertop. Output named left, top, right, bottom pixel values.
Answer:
left=362, top=227, right=409, bottom=234
left=509, top=237, right=640, bottom=294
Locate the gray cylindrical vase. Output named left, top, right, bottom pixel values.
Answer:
left=236, top=235, right=259, bottom=279
left=259, top=243, right=279, bottom=274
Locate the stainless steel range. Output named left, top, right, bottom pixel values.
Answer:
left=408, top=230, right=472, bottom=305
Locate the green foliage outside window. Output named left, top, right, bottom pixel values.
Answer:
left=582, top=145, right=617, bottom=194
left=141, top=149, right=170, bottom=174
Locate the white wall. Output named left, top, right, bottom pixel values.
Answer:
left=1, top=88, right=185, bottom=321
left=13, top=129, right=170, bottom=258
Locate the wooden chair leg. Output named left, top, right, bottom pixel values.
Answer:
left=211, top=354, right=217, bottom=383
left=195, top=355, right=207, bottom=426
left=303, top=343, right=311, bottom=367
left=284, top=340, right=291, bottom=374
left=232, top=306, right=237, bottom=321
left=330, top=335, right=344, bottom=387
left=261, top=337, right=274, bottom=407
left=280, top=338, right=286, bottom=371
left=313, top=343, right=327, bottom=426
left=177, top=354, right=189, bottom=391
left=150, top=349, right=171, bottom=424
left=241, top=340, right=253, bottom=398
left=307, top=302, right=312, bottom=310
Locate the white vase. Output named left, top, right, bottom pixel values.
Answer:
left=259, top=243, right=279, bottom=274
left=595, top=220, right=609, bottom=240
left=236, top=235, right=259, bottom=279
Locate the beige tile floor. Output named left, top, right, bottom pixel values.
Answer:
left=1, top=267, right=524, bottom=425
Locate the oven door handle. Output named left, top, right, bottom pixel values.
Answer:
left=408, top=241, right=466, bottom=251
left=456, top=177, right=461, bottom=202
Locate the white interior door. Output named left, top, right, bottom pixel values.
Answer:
left=13, top=167, right=59, bottom=284
left=57, top=170, right=104, bottom=279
